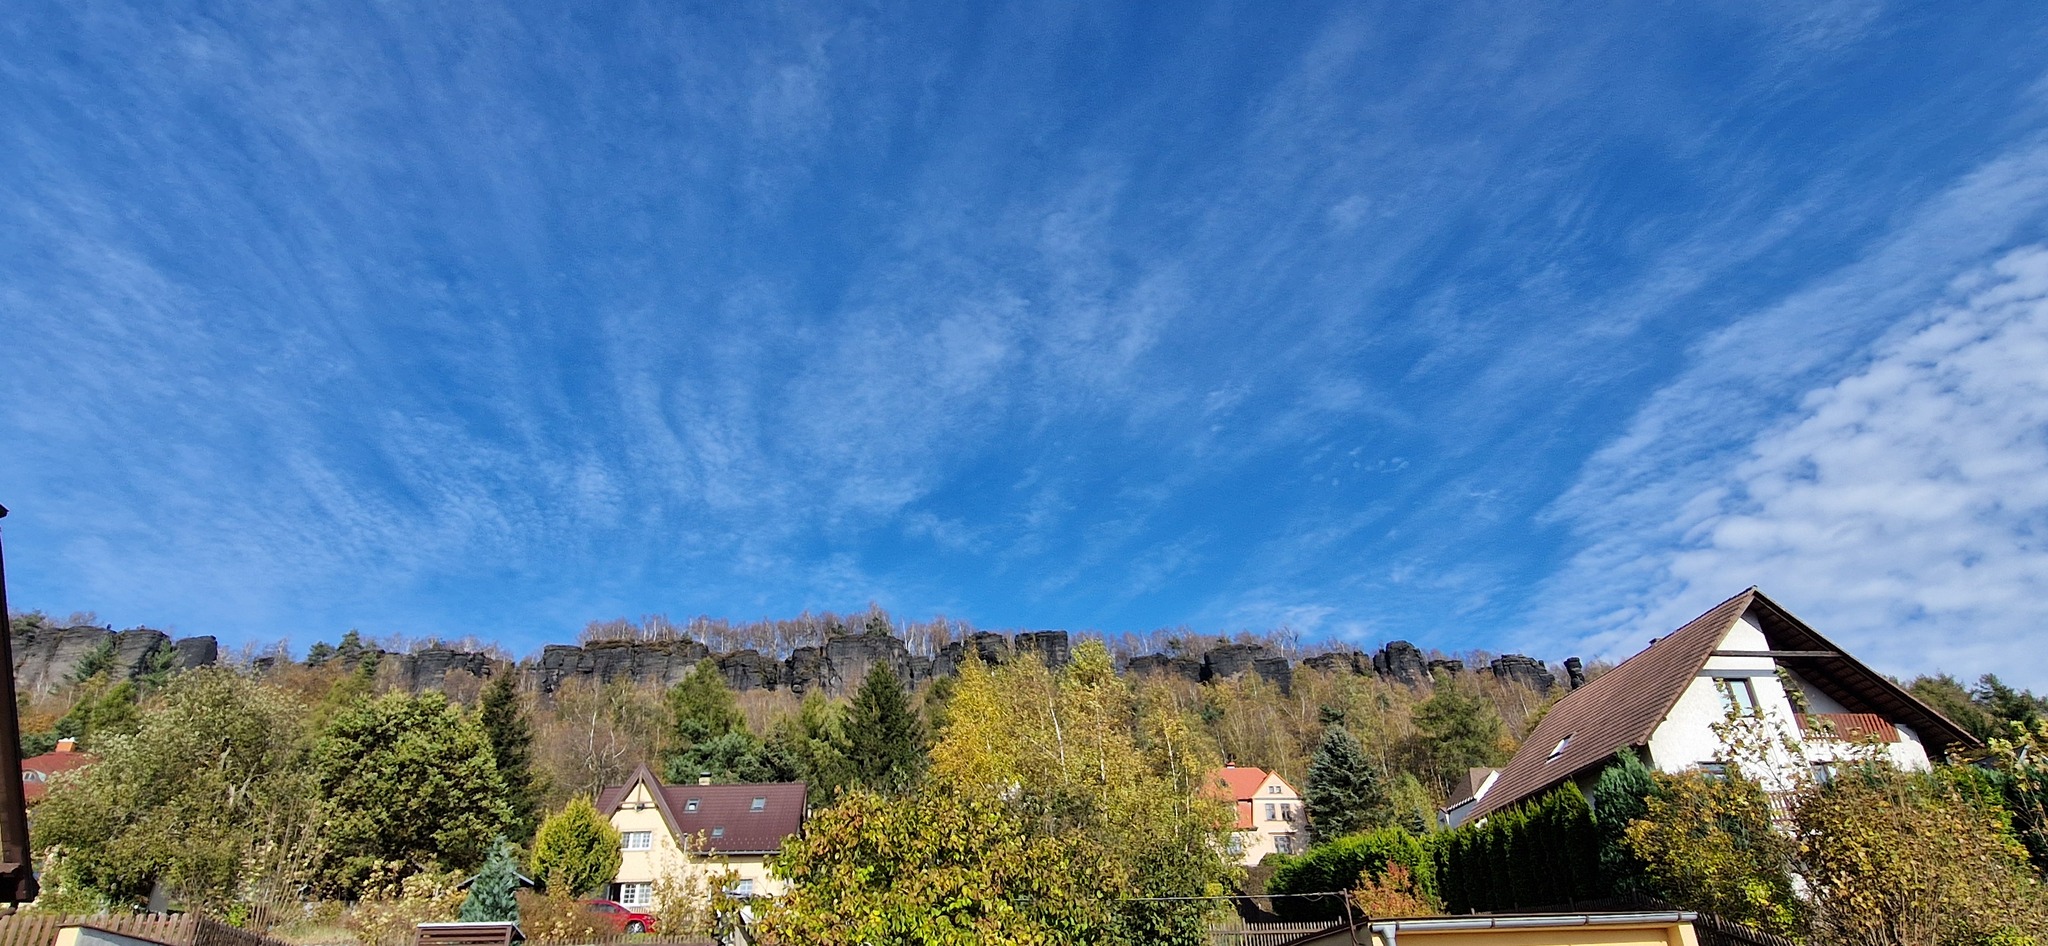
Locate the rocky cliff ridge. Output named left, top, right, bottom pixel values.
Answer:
left=10, top=622, right=1561, bottom=698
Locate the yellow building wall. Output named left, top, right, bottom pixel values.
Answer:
left=1369, top=921, right=1700, bottom=946
left=608, top=783, right=787, bottom=899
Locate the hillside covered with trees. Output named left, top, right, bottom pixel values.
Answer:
left=10, top=605, right=2047, bottom=945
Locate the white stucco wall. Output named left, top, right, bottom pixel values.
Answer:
left=609, top=783, right=785, bottom=900
left=1644, top=608, right=1931, bottom=791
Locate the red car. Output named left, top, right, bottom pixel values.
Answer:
left=583, top=899, right=656, bottom=934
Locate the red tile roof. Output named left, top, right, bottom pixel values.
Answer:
left=21, top=747, right=97, bottom=803
left=597, top=766, right=807, bottom=855
left=1209, top=766, right=1271, bottom=802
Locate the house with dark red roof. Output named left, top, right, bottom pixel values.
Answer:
left=595, top=765, right=806, bottom=903
left=22, top=738, right=95, bottom=804
left=1205, top=764, right=1304, bottom=865
left=1464, top=587, right=1978, bottom=824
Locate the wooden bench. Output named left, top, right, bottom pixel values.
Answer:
left=414, top=923, right=525, bottom=946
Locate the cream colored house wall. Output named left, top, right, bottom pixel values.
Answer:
left=1230, top=771, right=1305, bottom=866
left=607, top=783, right=787, bottom=899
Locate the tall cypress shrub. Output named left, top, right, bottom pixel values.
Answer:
left=1591, top=752, right=1657, bottom=899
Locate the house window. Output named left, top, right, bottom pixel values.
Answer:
left=1698, top=761, right=1729, bottom=780
left=1548, top=734, right=1572, bottom=760
left=711, top=827, right=725, bottom=838
left=685, top=798, right=700, bottom=812
left=1282, top=804, right=1296, bottom=821
left=1267, top=785, right=1282, bottom=794
left=729, top=879, right=755, bottom=897
left=617, top=882, right=653, bottom=907
left=1274, top=834, right=1294, bottom=855
left=1265, top=803, right=1277, bottom=820
left=751, top=797, right=766, bottom=811
left=1715, top=677, right=1760, bottom=716
left=1810, top=762, right=1836, bottom=785
left=621, top=831, right=652, bottom=851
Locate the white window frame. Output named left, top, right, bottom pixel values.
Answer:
left=751, top=797, right=766, bottom=811
left=621, top=830, right=652, bottom=851
left=1715, top=677, right=1760, bottom=716
left=617, top=882, right=653, bottom=907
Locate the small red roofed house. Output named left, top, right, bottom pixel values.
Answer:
left=1207, top=764, right=1303, bottom=866
left=22, top=737, right=95, bottom=804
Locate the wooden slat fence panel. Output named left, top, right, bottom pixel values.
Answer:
left=1691, top=913, right=1799, bottom=946
left=1210, top=921, right=1347, bottom=946
left=0, top=915, right=285, bottom=946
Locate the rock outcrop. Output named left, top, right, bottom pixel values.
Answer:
left=1302, top=651, right=1365, bottom=675
left=11, top=615, right=1567, bottom=703
left=1372, top=641, right=1431, bottom=686
left=1488, top=654, right=1556, bottom=693
left=8, top=623, right=220, bottom=693
left=1199, top=643, right=1292, bottom=691
left=1125, top=653, right=1204, bottom=682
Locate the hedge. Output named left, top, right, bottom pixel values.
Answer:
left=1430, top=782, right=1602, bottom=913
left=1266, top=826, right=1435, bottom=920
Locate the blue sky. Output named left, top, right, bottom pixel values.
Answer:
left=5, top=1, right=2048, bottom=687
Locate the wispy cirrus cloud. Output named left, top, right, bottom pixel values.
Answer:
left=1538, top=237, right=2048, bottom=688
left=6, top=0, right=2048, bottom=665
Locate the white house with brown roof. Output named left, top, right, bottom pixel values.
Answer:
left=1207, top=765, right=1304, bottom=866
left=1468, top=588, right=1978, bottom=823
left=595, top=766, right=807, bottom=903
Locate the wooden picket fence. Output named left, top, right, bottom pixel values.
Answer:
left=0, top=913, right=288, bottom=946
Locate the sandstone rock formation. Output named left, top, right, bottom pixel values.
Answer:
left=1488, top=654, right=1555, bottom=693
left=9, top=624, right=220, bottom=693
left=1372, top=641, right=1431, bottom=686
left=12, top=616, right=1564, bottom=704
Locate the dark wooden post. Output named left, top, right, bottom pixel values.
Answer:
left=0, top=504, right=42, bottom=904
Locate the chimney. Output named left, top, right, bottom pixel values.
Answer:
left=1564, top=657, right=1586, bottom=690
left=54, top=738, right=77, bottom=754
left=698, top=771, right=712, bottom=786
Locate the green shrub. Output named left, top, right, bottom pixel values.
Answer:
left=1434, top=783, right=1599, bottom=913
left=1267, top=826, right=1433, bottom=920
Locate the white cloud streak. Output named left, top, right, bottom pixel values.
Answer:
left=1542, top=243, right=2048, bottom=688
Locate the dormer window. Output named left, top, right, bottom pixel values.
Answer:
left=750, top=797, right=766, bottom=811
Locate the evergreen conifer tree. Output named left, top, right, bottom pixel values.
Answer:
left=460, top=837, right=522, bottom=922
left=1590, top=751, right=1657, bottom=898
left=480, top=671, right=543, bottom=840
left=1411, top=674, right=1511, bottom=792
left=842, top=665, right=925, bottom=793
left=530, top=797, right=623, bottom=897
left=1303, top=711, right=1393, bottom=843
left=667, top=658, right=745, bottom=746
